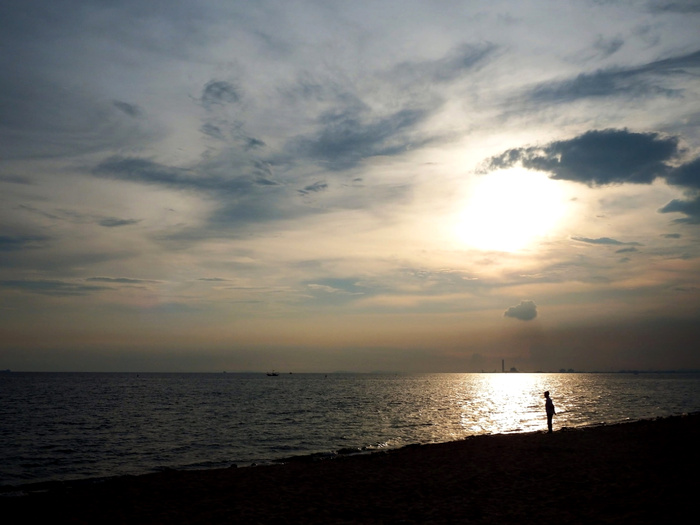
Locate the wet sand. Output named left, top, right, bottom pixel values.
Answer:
left=3, top=414, right=698, bottom=524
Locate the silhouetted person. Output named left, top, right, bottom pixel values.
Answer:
left=544, top=391, right=555, bottom=433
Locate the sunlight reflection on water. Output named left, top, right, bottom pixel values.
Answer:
left=1, top=372, right=698, bottom=486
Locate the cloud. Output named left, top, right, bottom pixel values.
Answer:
left=16, top=204, right=141, bottom=229
left=504, top=300, right=538, bottom=321
left=94, top=154, right=305, bottom=235
left=391, top=42, right=497, bottom=84
left=665, top=157, right=700, bottom=189
left=98, top=218, right=141, bottom=228
left=93, top=156, right=252, bottom=193
left=86, top=277, right=158, bottom=284
left=112, top=100, right=143, bottom=118
left=481, top=128, right=700, bottom=224
left=482, top=129, right=679, bottom=185
left=0, top=234, right=49, bottom=251
left=306, top=279, right=366, bottom=298
left=656, top=151, right=700, bottom=223
left=659, top=195, right=700, bottom=224
left=648, top=1, right=700, bottom=13
left=592, top=36, right=624, bottom=59
left=526, top=49, right=700, bottom=103
left=200, top=123, right=226, bottom=140
left=0, top=174, right=33, bottom=185
left=200, top=80, right=240, bottom=108
left=0, top=279, right=109, bottom=296
left=291, top=105, right=436, bottom=171
left=245, top=137, right=266, bottom=150
left=0, top=79, right=153, bottom=159
left=572, top=236, right=642, bottom=246
left=298, top=181, right=328, bottom=195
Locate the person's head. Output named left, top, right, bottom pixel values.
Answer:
left=544, top=391, right=550, bottom=398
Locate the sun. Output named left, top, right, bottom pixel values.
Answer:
left=455, top=167, right=568, bottom=252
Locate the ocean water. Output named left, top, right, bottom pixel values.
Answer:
left=1, top=372, right=699, bottom=487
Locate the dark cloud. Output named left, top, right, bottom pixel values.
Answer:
left=593, top=36, right=624, bottom=59
left=482, top=129, right=679, bottom=185
left=291, top=105, right=435, bottom=171
left=94, top=145, right=404, bottom=239
left=200, top=123, right=225, bottom=140
left=283, top=45, right=490, bottom=172
left=661, top=233, right=682, bottom=238
left=527, top=49, right=700, bottom=103
left=250, top=160, right=278, bottom=186
left=86, top=277, right=158, bottom=284
left=201, top=80, right=240, bottom=108
left=94, top=156, right=251, bottom=193
left=94, top=155, right=304, bottom=231
left=572, top=236, right=642, bottom=246
left=112, top=100, right=143, bottom=118
left=0, top=174, right=33, bottom=185
left=659, top=195, right=700, bottom=224
left=245, top=137, right=266, bottom=150
left=298, top=181, right=328, bottom=195
left=504, top=300, right=538, bottom=321
left=648, top=1, right=700, bottom=13
left=0, top=234, right=49, bottom=251
left=0, top=279, right=109, bottom=296
left=283, top=45, right=489, bottom=172
left=98, top=218, right=141, bottom=228
left=665, top=157, right=700, bottom=189
left=481, top=128, right=700, bottom=224
left=657, top=157, right=700, bottom=223
left=17, top=204, right=141, bottom=229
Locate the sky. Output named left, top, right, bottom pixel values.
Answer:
left=1, top=0, right=700, bottom=373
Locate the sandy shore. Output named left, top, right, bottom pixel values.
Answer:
left=3, top=414, right=698, bottom=524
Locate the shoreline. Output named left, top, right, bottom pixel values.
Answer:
left=0, top=414, right=684, bottom=494
left=2, top=413, right=698, bottom=523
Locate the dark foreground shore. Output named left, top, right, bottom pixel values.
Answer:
left=3, top=414, right=699, bottom=524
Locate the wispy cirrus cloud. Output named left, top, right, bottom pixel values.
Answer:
left=289, top=105, right=437, bottom=171
left=572, top=236, right=643, bottom=246
left=0, top=234, right=49, bottom=251
left=0, top=279, right=109, bottom=296
left=526, top=49, right=700, bottom=104
left=390, top=42, right=498, bottom=85
left=86, top=277, right=160, bottom=284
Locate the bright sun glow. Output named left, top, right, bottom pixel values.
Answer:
left=455, top=168, right=568, bottom=252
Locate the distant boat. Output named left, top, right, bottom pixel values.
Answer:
left=266, top=371, right=279, bottom=376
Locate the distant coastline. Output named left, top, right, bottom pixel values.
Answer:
left=2, top=369, right=699, bottom=374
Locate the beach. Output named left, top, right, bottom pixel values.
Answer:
left=3, top=413, right=698, bottom=524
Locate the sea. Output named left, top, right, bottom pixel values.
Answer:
left=2, top=372, right=699, bottom=488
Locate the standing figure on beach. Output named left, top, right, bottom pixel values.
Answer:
left=544, top=391, right=555, bottom=433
